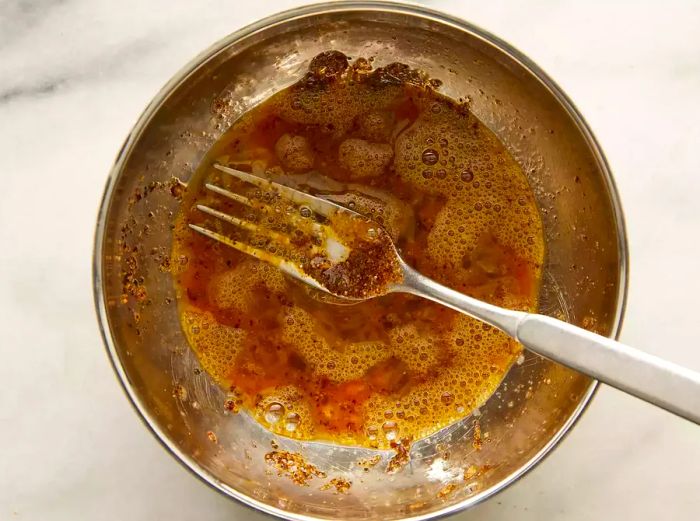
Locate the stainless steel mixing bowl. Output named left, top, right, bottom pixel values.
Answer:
left=94, top=2, right=628, bottom=519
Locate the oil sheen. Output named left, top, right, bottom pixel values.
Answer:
left=171, top=51, right=545, bottom=449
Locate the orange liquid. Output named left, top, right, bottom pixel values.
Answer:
left=172, top=52, right=544, bottom=449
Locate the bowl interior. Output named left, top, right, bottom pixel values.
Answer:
left=95, top=4, right=626, bottom=520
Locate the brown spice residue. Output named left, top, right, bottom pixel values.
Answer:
left=321, top=477, right=352, bottom=494
left=406, top=501, right=429, bottom=513
left=368, top=61, right=433, bottom=89
left=157, top=254, right=171, bottom=273
left=121, top=253, right=147, bottom=303
left=206, top=430, right=218, bottom=443
left=172, top=384, right=188, bottom=401
left=169, top=177, right=186, bottom=200
left=302, top=213, right=402, bottom=299
left=223, top=396, right=240, bottom=413
left=265, top=450, right=327, bottom=486
left=309, top=50, right=350, bottom=80
left=128, top=178, right=183, bottom=210
left=581, top=315, right=601, bottom=334
left=118, top=176, right=186, bottom=307
left=223, top=389, right=243, bottom=414
left=472, top=420, right=482, bottom=451
left=464, top=463, right=491, bottom=481
left=437, top=483, right=458, bottom=499
left=357, top=454, right=382, bottom=471
left=386, top=439, right=411, bottom=474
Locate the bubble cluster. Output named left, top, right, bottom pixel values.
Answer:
left=338, top=138, right=394, bottom=179
left=393, top=98, right=544, bottom=295
left=172, top=52, right=545, bottom=450
left=322, top=188, right=413, bottom=243
left=271, top=74, right=402, bottom=139
left=357, top=111, right=395, bottom=142
left=181, top=309, right=247, bottom=383
left=206, top=261, right=286, bottom=312
left=254, top=387, right=314, bottom=439
left=274, top=134, right=315, bottom=171
left=281, top=307, right=389, bottom=382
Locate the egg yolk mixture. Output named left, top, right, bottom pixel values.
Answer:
left=172, top=51, right=545, bottom=449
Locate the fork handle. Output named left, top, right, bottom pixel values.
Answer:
left=399, top=264, right=700, bottom=425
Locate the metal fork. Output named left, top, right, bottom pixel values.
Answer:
left=190, top=163, right=700, bottom=424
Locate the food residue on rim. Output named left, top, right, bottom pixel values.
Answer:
left=320, top=477, right=352, bottom=494
left=223, top=394, right=241, bottom=413
left=437, top=483, right=458, bottom=499
left=464, top=463, right=491, bottom=481
left=171, top=50, right=545, bottom=452
left=472, top=419, right=483, bottom=451
left=357, top=454, right=382, bottom=471
left=386, top=438, right=411, bottom=474
left=264, top=450, right=326, bottom=486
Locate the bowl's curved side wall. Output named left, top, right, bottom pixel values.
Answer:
left=94, top=3, right=627, bottom=521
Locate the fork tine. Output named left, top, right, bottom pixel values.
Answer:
left=188, top=224, right=327, bottom=291
left=205, top=181, right=330, bottom=236
left=204, top=183, right=253, bottom=207
left=195, top=204, right=292, bottom=246
left=213, top=163, right=346, bottom=218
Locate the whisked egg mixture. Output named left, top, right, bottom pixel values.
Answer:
left=172, top=51, right=544, bottom=450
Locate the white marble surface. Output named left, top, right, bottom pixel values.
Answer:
left=1, top=0, right=699, bottom=519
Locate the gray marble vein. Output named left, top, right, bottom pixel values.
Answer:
left=0, top=36, right=161, bottom=103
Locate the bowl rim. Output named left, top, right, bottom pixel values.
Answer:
left=93, top=1, right=629, bottom=520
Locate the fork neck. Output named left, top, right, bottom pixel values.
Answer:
left=394, top=260, right=526, bottom=338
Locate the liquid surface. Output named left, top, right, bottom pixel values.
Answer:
left=172, top=51, right=545, bottom=449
